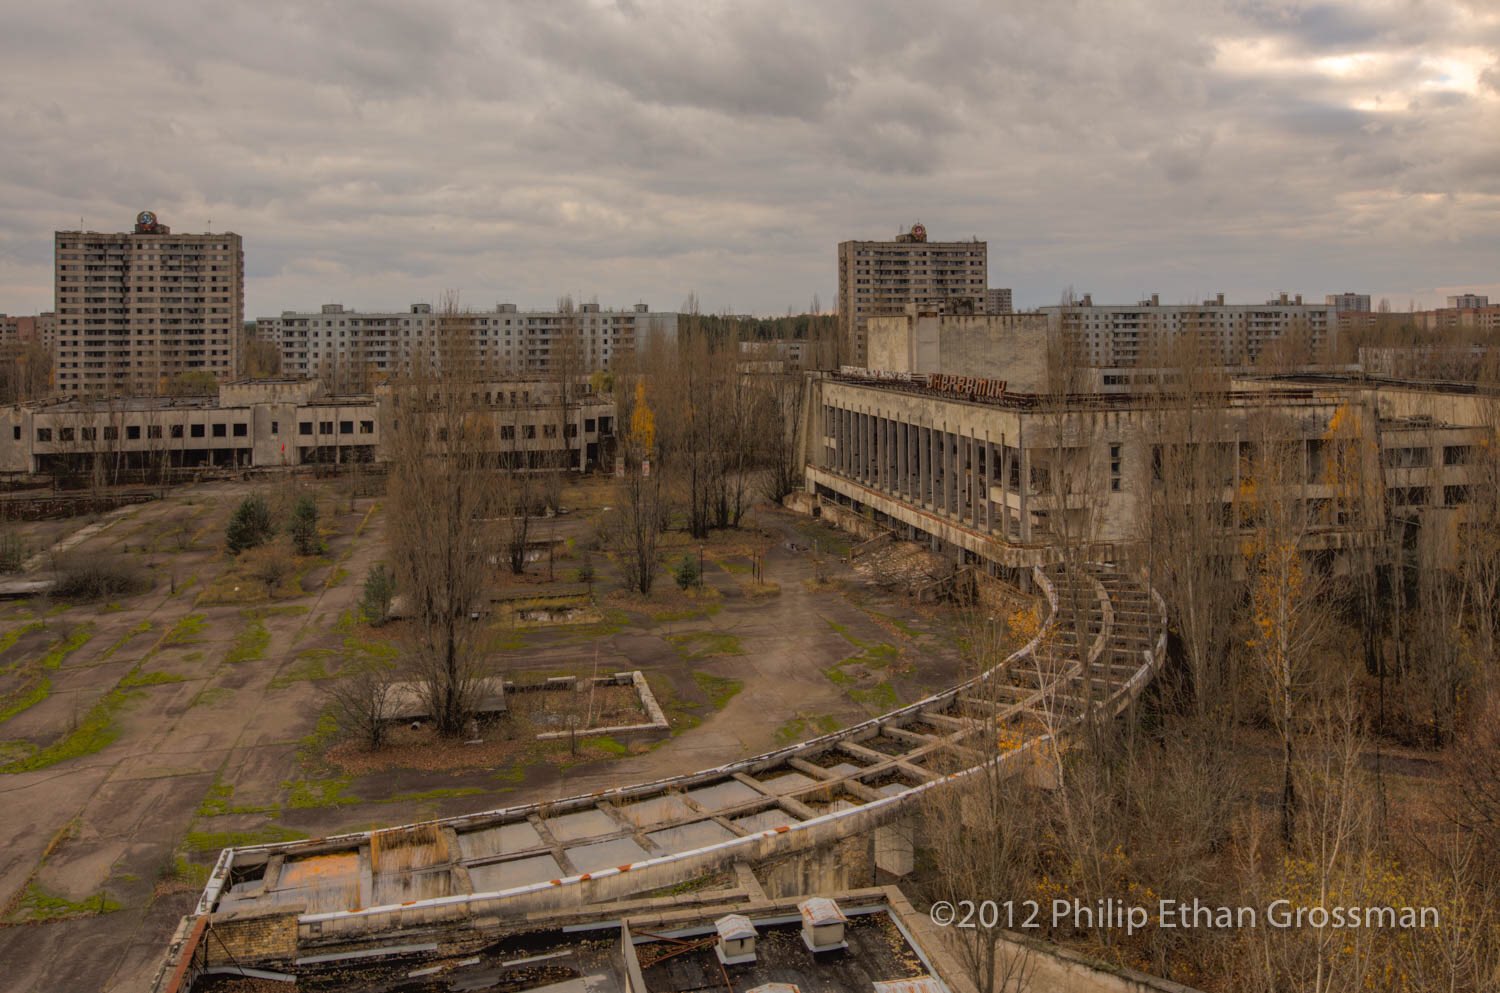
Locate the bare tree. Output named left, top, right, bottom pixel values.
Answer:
left=761, top=370, right=807, bottom=503
left=1240, top=406, right=1329, bottom=845
left=1460, top=371, right=1500, bottom=663
left=919, top=610, right=1038, bottom=993
left=326, top=659, right=397, bottom=750
left=610, top=377, right=666, bottom=595
left=1139, top=332, right=1241, bottom=717
left=384, top=293, right=496, bottom=736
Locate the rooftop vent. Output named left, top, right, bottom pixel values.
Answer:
left=715, top=913, right=758, bottom=965
left=799, top=897, right=849, bottom=953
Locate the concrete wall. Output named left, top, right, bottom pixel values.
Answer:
left=987, top=930, right=1207, bottom=993
left=867, top=312, right=1050, bottom=392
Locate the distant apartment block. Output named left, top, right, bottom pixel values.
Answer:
left=254, top=302, right=677, bottom=386
left=0, top=313, right=53, bottom=347
left=1039, top=292, right=1337, bottom=368
left=1411, top=302, right=1500, bottom=335
left=54, top=212, right=243, bottom=396
left=1447, top=293, right=1490, bottom=310
left=985, top=287, right=1014, bottom=314
left=1326, top=292, right=1371, bottom=312
left=1360, top=346, right=1496, bottom=381
left=737, top=339, right=810, bottom=374
left=837, top=225, right=987, bottom=365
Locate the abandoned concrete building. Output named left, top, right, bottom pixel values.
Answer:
left=0, top=377, right=617, bottom=476
left=800, top=368, right=1493, bottom=579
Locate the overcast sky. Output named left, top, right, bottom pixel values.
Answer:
left=1, top=0, right=1497, bottom=318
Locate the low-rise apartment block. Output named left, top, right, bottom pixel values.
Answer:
left=1040, top=292, right=1337, bottom=369
left=253, top=302, right=677, bottom=387
left=0, top=378, right=616, bottom=476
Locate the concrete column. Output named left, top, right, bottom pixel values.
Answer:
left=972, top=435, right=984, bottom=528
left=999, top=442, right=1011, bottom=537
left=842, top=408, right=853, bottom=476
left=896, top=420, right=907, bottom=497
left=1019, top=445, right=1031, bottom=541
left=863, top=412, right=874, bottom=484
left=985, top=440, right=996, bottom=532
left=876, top=415, right=887, bottom=490
left=944, top=430, right=957, bottom=515
left=858, top=414, right=870, bottom=483
left=840, top=411, right=852, bottom=477
left=875, top=818, right=916, bottom=877
left=920, top=426, right=932, bottom=506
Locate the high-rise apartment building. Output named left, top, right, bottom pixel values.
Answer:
left=253, top=301, right=677, bottom=388
left=1448, top=293, right=1490, bottom=310
left=985, top=287, right=1014, bottom=315
left=837, top=225, right=986, bottom=365
left=54, top=212, right=243, bottom=396
left=1326, top=292, right=1371, bottom=312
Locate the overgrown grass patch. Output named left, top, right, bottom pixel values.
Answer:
left=665, top=630, right=743, bottom=661
left=0, top=620, right=42, bottom=659
left=41, top=624, right=95, bottom=669
left=119, top=669, right=185, bottom=688
left=190, top=686, right=230, bottom=709
left=165, top=614, right=207, bottom=646
left=283, top=775, right=357, bottom=809
left=182, top=825, right=307, bottom=854
left=0, top=682, right=137, bottom=773
left=296, top=709, right=340, bottom=766
left=99, top=621, right=152, bottom=661
left=774, top=713, right=841, bottom=745
left=388, top=786, right=485, bottom=803
left=224, top=620, right=270, bottom=664
left=850, top=681, right=901, bottom=712
left=0, top=679, right=50, bottom=724
left=10, top=883, right=121, bottom=921
left=270, top=652, right=340, bottom=690
left=165, top=855, right=210, bottom=889
left=692, top=671, right=744, bottom=710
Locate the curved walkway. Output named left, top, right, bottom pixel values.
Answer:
left=174, top=558, right=1166, bottom=958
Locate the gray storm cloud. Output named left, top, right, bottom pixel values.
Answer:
left=0, top=0, right=1497, bottom=316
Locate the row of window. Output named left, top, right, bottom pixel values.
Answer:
left=35, top=422, right=247, bottom=442
left=298, top=421, right=376, bottom=436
